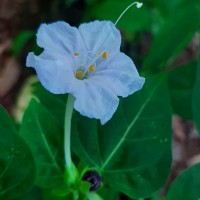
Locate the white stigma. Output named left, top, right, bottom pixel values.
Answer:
left=136, top=2, right=143, bottom=8
left=115, top=2, right=143, bottom=25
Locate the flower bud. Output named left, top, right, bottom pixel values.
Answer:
left=82, top=170, right=102, bottom=191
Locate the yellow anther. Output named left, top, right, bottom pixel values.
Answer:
left=76, top=70, right=84, bottom=79
left=89, top=64, right=95, bottom=72
left=74, top=52, right=79, bottom=56
left=102, top=52, right=107, bottom=59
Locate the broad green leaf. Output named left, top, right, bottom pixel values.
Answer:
left=15, top=187, right=43, bottom=200
left=168, top=61, right=197, bottom=119
left=98, top=187, right=120, bottom=200
left=84, top=0, right=151, bottom=32
left=0, top=104, right=36, bottom=199
left=167, top=163, right=200, bottom=200
left=193, top=46, right=200, bottom=134
left=87, top=192, right=103, bottom=200
left=32, top=82, right=67, bottom=126
left=20, top=99, right=66, bottom=189
left=72, top=75, right=172, bottom=198
left=142, top=3, right=200, bottom=74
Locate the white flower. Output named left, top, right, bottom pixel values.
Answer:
left=26, top=20, right=145, bottom=124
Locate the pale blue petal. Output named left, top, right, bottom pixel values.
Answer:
left=89, top=52, right=145, bottom=97
left=78, top=21, right=121, bottom=57
left=26, top=51, right=76, bottom=94
left=73, top=79, right=119, bottom=125
left=37, top=21, right=85, bottom=54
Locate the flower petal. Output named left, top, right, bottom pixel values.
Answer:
left=90, top=52, right=145, bottom=97
left=37, top=21, right=85, bottom=54
left=73, top=79, right=119, bottom=125
left=78, top=21, right=121, bottom=58
left=26, top=20, right=145, bottom=124
left=26, top=51, right=76, bottom=94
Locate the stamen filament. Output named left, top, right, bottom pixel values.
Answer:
left=115, top=2, right=143, bottom=25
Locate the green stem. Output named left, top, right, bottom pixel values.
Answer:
left=64, top=94, right=74, bottom=168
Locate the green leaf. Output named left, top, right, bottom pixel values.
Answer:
left=72, top=75, right=172, bottom=198
left=20, top=99, right=66, bottom=189
left=168, top=61, right=197, bottom=119
left=145, top=0, right=183, bottom=15
left=14, top=187, right=43, bottom=200
left=32, top=82, right=67, bottom=126
left=193, top=44, right=200, bottom=134
left=142, top=3, right=200, bottom=74
left=85, top=0, right=97, bottom=6
left=98, top=187, right=120, bottom=200
left=0, top=104, right=36, bottom=199
left=167, top=163, right=200, bottom=200
left=84, top=0, right=151, bottom=32
left=87, top=192, right=103, bottom=200
left=44, top=180, right=90, bottom=200
left=12, top=31, right=34, bottom=58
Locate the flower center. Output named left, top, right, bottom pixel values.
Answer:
left=74, top=51, right=107, bottom=79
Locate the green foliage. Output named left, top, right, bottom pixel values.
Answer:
left=12, top=31, right=34, bottom=58
left=15, top=187, right=43, bottom=200
left=98, top=187, right=120, bottom=200
left=193, top=47, right=200, bottom=134
left=32, top=82, right=67, bottom=126
left=20, top=99, right=66, bottom=189
left=167, top=163, right=200, bottom=200
left=0, top=105, right=36, bottom=199
left=145, top=0, right=183, bottom=15
left=12, top=30, right=43, bottom=59
left=85, top=0, right=98, bottom=6
left=142, top=2, right=200, bottom=74
left=168, top=61, right=197, bottom=119
left=2, top=0, right=200, bottom=199
left=72, top=75, right=172, bottom=198
left=84, top=0, right=151, bottom=32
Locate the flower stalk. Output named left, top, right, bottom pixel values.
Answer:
left=64, top=94, right=74, bottom=168
left=64, top=94, right=77, bottom=187
left=64, top=94, right=79, bottom=185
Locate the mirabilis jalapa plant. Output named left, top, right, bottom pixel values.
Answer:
left=26, top=2, right=146, bottom=199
